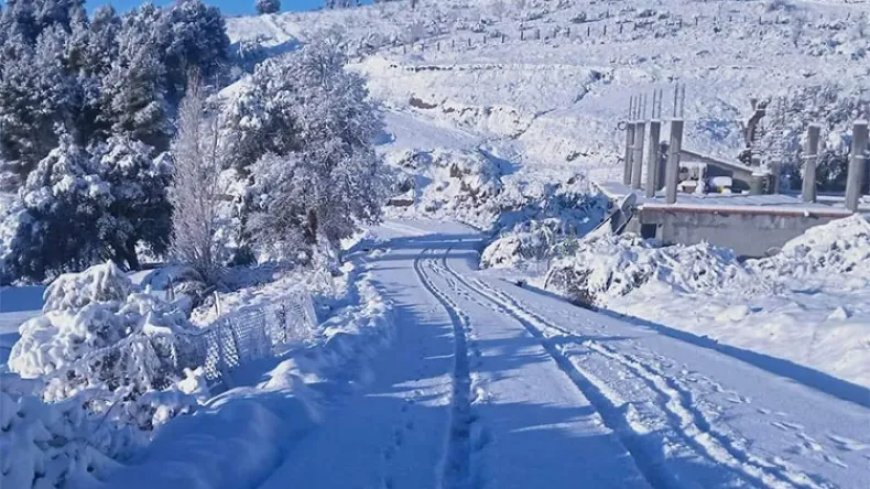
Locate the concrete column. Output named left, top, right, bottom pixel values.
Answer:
left=749, top=174, right=765, bottom=195
left=623, top=123, right=635, bottom=186
left=645, top=120, right=662, bottom=198
left=665, top=119, right=684, bottom=204
left=802, top=124, right=820, bottom=203
left=845, top=121, right=868, bottom=212
left=631, top=122, right=645, bottom=189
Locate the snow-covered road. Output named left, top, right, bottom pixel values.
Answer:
left=256, top=220, right=869, bottom=489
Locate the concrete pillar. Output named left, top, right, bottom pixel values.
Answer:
left=645, top=120, right=662, bottom=198
left=802, top=124, right=820, bottom=203
left=623, top=122, right=635, bottom=186
left=749, top=174, right=765, bottom=195
left=665, top=119, right=684, bottom=204
left=845, top=121, right=868, bottom=212
left=631, top=122, right=645, bottom=189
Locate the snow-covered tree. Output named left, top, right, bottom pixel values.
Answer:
left=154, top=0, right=230, bottom=104
left=91, top=136, right=173, bottom=268
left=3, top=132, right=173, bottom=281
left=3, top=134, right=109, bottom=281
left=757, top=84, right=869, bottom=192
left=244, top=35, right=387, bottom=261
left=169, top=78, right=228, bottom=284
left=0, top=25, right=78, bottom=173
left=256, top=0, right=281, bottom=15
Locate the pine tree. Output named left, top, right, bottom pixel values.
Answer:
left=0, top=25, right=77, bottom=174
left=5, top=133, right=108, bottom=281
left=256, top=0, right=281, bottom=15
left=155, top=0, right=230, bottom=105
left=91, top=136, right=173, bottom=269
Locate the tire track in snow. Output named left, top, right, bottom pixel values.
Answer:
left=428, top=254, right=671, bottom=489
left=463, top=273, right=829, bottom=489
left=413, top=250, right=476, bottom=489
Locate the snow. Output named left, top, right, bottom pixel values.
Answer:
left=106, top=219, right=867, bottom=489
left=3, top=0, right=870, bottom=486
left=86, top=249, right=395, bottom=489
left=0, top=285, right=45, bottom=370
left=544, top=215, right=870, bottom=387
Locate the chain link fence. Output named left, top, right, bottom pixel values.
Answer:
left=194, top=293, right=318, bottom=381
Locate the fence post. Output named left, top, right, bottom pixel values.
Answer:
left=802, top=124, right=820, bottom=203
left=845, top=121, right=868, bottom=212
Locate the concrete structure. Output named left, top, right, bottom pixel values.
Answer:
left=665, top=119, right=684, bottom=204
left=645, top=120, right=662, bottom=198
left=597, top=182, right=869, bottom=258
left=625, top=203, right=853, bottom=257
left=845, top=122, right=868, bottom=212
left=802, top=124, right=820, bottom=203
left=630, top=121, right=645, bottom=189
left=678, top=149, right=769, bottom=193
left=622, top=98, right=636, bottom=186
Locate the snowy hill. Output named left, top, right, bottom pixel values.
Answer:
left=227, top=0, right=869, bottom=194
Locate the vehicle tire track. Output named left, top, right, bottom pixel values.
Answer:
left=413, top=250, right=476, bottom=489
left=461, top=272, right=828, bottom=489
left=427, top=253, right=673, bottom=489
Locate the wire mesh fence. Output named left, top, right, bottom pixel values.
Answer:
left=194, top=293, right=318, bottom=381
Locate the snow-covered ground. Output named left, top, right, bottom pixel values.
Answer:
left=82, top=220, right=869, bottom=488
left=220, top=0, right=870, bottom=386
left=0, top=285, right=44, bottom=368
left=3, top=1, right=869, bottom=487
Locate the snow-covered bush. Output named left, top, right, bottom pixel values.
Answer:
left=481, top=178, right=608, bottom=268
left=546, top=216, right=870, bottom=308
left=9, top=262, right=203, bottom=426
left=752, top=214, right=870, bottom=281
left=546, top=232, right=749, bottom=307
left=0, top=376, right=143, bottom=489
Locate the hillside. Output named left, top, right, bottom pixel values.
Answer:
left=228, top=0, right=869, bottom=205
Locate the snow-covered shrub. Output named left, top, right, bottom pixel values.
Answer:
left=0, top=376, right=143, bottom=489
left=481, top=178, right=607, bottom=268
left=386, top=148, right=504, bottom=228
left=9, top=262, right=204, bottom=427
left=546, top=215, right=870, bottom=308
left=546, top=232, right=748, bottom=307
left=752, top=214, right=870, bottom=281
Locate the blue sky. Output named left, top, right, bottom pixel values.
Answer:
left=82, top=1, right=327, bottom=16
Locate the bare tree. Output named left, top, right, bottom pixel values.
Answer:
left=169, top=76, right=226, bottom=284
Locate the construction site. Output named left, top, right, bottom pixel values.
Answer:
left=605, top=85, right=870, bottom=257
